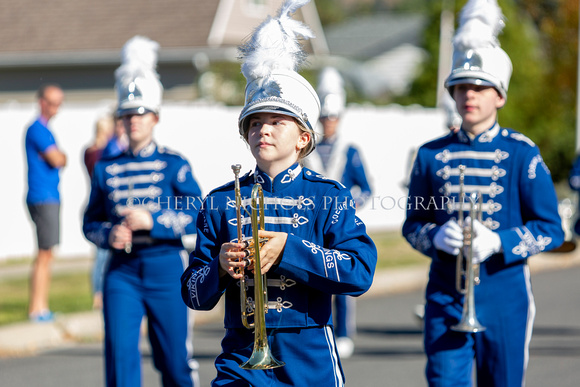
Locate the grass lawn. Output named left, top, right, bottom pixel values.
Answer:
left=0, top=272, right=93, bottom=326
left=0, top=231, right=426, bottom=326
left=370, top=230, right=427, bottom=270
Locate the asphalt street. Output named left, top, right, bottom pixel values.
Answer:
left=0, top=264, right=579, bottom=386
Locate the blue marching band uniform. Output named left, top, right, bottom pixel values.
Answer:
left=305, top=67, right=373, bottom=352
left=306, top=138, right=372, bottom=346
left=306, top=139, right=372, bottom=207
left=181, top=164, right=377, bottom=386
left=83, top=142, right=202, bottom=386
left=568, top=155, right=580, bottom=235
left=402, top=124, right=563, bottom=385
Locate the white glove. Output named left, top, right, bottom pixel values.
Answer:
left=467, top=217, right=502, bottom=264
left=433, top=220, right=464, bottom=255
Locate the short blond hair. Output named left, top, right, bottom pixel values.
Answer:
left=296, top=121, right=316, bottom=160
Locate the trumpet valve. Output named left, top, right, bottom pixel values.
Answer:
left=463, top=229, right=472, bottom=246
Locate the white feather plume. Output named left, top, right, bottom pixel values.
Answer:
left=453, top=0, right=505, bottom=51
left=239, top=0, right=314, bottom=82
left=115, top=36, right=160, bottom=84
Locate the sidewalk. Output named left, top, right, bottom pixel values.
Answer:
left=1, top=248, right=579, bottom=357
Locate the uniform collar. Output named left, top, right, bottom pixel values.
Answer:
left=253, top=163, right=302, bottom=192
left=127, top=141, right=157, bottom=158
left=458, top=122, right=500, bottom=144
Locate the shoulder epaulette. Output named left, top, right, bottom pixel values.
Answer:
left=421, top=131, right=455, bottom=150
left=302, top=167, right=346, bottom=189
left=158, top=145, right=186, bottom=160
left=500, top=127, right=536, bottom=147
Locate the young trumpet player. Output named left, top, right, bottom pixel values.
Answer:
left=180, top=1, right=377, bottom=385
left=402, top=0, right=564, bottom=386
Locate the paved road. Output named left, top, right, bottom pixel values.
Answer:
left=1, top=265, right=579, bottom=386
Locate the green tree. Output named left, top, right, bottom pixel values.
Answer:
left=501, top=0, right=577, bottom=182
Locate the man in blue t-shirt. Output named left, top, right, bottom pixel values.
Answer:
left=25, top=83, right=67, bottom=322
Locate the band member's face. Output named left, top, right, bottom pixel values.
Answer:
left=453, top=84, right=504, bottom=135
left=121, top=111, right=158, bottom=148
left=320, top=116, right=339, bottom=139
left=247, top=112, right=309, bottom=169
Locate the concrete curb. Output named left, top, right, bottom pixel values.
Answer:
left=0, top=311, right=100, bottom=358
left=0, top=320, right=65, bottom=357
left=0, top=307, right=226, bottom=358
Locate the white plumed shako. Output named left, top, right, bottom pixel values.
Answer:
left=445, top=0, right=512, bottom=100
left=317, top=67, right=346, bottom=119
left=115, top=35, right=163, bottom=116
left=237, top=0, right=321, bottom=157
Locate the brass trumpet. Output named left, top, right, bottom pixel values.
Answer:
left=451, top=165, right=486, bottom=333
left=231, top=164, right=285, bottom=370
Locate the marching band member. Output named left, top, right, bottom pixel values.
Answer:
left=83, top=36, right=201, bottom=387
left=568, top=156, right=580, bottom=235
left=402, top=1, right=564, bottom=385
left=304, top=66, right=373, bottom=358
left=181, top=1, right=377, bottom=385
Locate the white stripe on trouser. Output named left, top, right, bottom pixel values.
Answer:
left=324, top=325, right=345, bottom=387
left=180, top=249, right=200, bottom=387
left=522, top=264, right=535, bottom=387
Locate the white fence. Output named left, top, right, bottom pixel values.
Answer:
left=0, top=100, right=446, bottom=260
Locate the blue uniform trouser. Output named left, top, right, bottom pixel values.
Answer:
left=92, top=247, right=110, bottom=294
left=424, top=264, right=534, bottom=387
left=333, top=294, right=356, bottom=338
left=212, top=325, right=345, bottom=386
left=103, top=249, right=196, bottom=387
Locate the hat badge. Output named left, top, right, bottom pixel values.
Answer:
left=247, top=78, right=282, bottom=102
left=464, top=50, right=482, bottom=70
left=126, top=80, right=143, bottom=101
left=456, top=49, right=483, bottom=72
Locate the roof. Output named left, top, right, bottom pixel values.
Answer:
left=324, top=13, right=426, bottom=60
left=0, top=0, right=323, bottom=68
left=0, top=0, right=326, bottom=102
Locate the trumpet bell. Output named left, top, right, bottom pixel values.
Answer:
left=240, top=346, right=285, bottom=370
left=451, top=316, right=486, bottom=333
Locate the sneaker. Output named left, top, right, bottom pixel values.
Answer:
left=336, top=337, right=354, bottom=359
left=29, top=310, right=54, bottom=323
